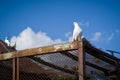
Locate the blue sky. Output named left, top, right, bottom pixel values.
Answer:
left=0, top=0, right=120, bottom=57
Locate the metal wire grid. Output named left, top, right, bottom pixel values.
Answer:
left=0, top=60, right=12, bottom=80
left=85, top=53, right=115, bottom=71
left=0, top=51, right=115, bottom=80
left=0, top=51, right=78, bottom=80
left=18, top=51, right=78, bottom=80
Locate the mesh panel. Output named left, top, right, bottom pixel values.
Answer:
left=0, top=50, right=116, bottom=80
left=0, top=60, right=12, bottom=80
left=19, top=51, right=78, bottom=80
left=86, top=53, right=115, bottom=72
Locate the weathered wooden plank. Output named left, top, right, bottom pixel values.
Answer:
left=60, top=51, right=78, bottom=61
left=83, top=39, right=120, bottom=61
left=85, top=46, right=116, bottom=66
left=0, top=41, right=78, bottom=60
left=29, top=56, right=75, bottom=74
left=85, top=61, right=109, bottom=73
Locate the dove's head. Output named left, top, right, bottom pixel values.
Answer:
left=73, top=22, right=78, bottom=25
left=73, top=22, right=78, bottom=26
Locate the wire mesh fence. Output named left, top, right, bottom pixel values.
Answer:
left=0, top=47, right=117, bottom=80
left=0, top=50, right=117, bottom=80
left=21, top=52, right=78, bottom=80
left=0, top=60, right=12, bottom=80
left=1, top=51, right=114, bottom=80
left=0, top=39, right=119, bottom=80
left=0, top=51, right=79, bottom=80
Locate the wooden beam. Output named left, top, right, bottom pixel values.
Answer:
left=83, top=40, right=120, bottom=61
left=85, top=61, right=109, bottom=73
left=0, top=41, right=78, bottom=60
left=60, top=51, right=78, bottom=61
left=29, top=56, right=75, bottom=74
left=85, top=46, right=116, bottom=66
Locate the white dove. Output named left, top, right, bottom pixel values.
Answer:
left=72, top=22, right=82, bottom=41
left=5, top=37, right=10, bottom=46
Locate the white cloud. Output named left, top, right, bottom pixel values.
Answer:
left=65, top=32, right=72, bottom=42
left=91, top=32, right=102, bottom=42
left=115, top=29, right=120, bottom=33
left=84, top=21, right=90, bottom=27
left=65, top=32, right=71, bottom=37
left=10, top=27, right=64, bottom=50
left=78, top=21, right=89, bottom=27
left=68, top=36, right=72, bottom=42
left=108, top=33, right=114, bottom=41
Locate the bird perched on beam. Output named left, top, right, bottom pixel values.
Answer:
left=4, top=37, right=10, bottom=46
left=72, top=22, right=82, bottom=41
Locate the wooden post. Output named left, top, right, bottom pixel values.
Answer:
left=78, top=41, right=85, bottom=80
left=116, top=61, right=120, bottom=80
left=13, top=52, right=19, bottom=80
left=13, top=58, right=15, bottom=80
left=16, top=57, right=19, bottom=80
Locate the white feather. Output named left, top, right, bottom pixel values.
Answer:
left=72, top=22, right=82, bottom=41
left=5, top=37, right=10, bottom=46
